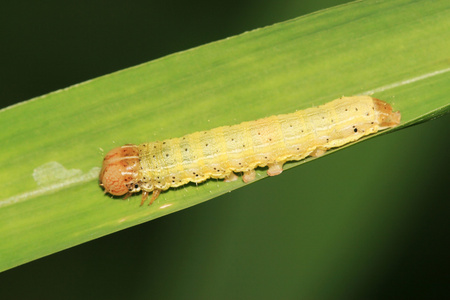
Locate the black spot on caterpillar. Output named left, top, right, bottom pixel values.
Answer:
left=99, top=96, right=401, bottom=205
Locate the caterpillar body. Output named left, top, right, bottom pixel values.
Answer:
left=100, top=96, right=401, bottom=205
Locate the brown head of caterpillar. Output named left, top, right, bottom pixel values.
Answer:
left=373, top=98, right=401, bottom=129
left=99, top=144, right=145, bottom=203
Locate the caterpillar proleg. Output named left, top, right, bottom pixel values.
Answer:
left=99, top=96, right=401, bottom=205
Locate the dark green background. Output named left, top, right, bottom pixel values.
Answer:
left=1, top=0, right=448, bottom=299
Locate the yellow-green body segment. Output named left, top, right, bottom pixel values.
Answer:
left=137, top=96, right=398, bottom=191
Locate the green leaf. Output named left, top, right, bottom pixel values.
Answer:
left=0, top=0, right=449, bottom=273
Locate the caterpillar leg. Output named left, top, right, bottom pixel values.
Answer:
left=123, top=192, right=132, bottom=199
left=148, top=189, right=161, bottom=206
left=140, top=189, right=161, bottom=206
left=140, top=191, right=149, bottom=206
left=224, top=172, right=239, bottom=182
left=242, top=169, right=256, bottom=183
left=267, top=162, right=284, bottom=176
left=309, top=148, right=326, bottom=157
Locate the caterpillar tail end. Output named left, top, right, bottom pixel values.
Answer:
left=373, top=98, right=401, bottom=129
left=99, top=144, right=140, bottom=198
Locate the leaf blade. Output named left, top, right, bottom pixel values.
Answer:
left=0, top=0, right=449, bottom=272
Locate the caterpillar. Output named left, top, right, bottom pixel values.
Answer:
left=99, top=96, right=401, bottom=205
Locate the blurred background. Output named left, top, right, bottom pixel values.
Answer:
left=0, top=0, right=448, bottom=299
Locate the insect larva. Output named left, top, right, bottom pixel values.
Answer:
left=99, top=96, right=401, bottom=205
